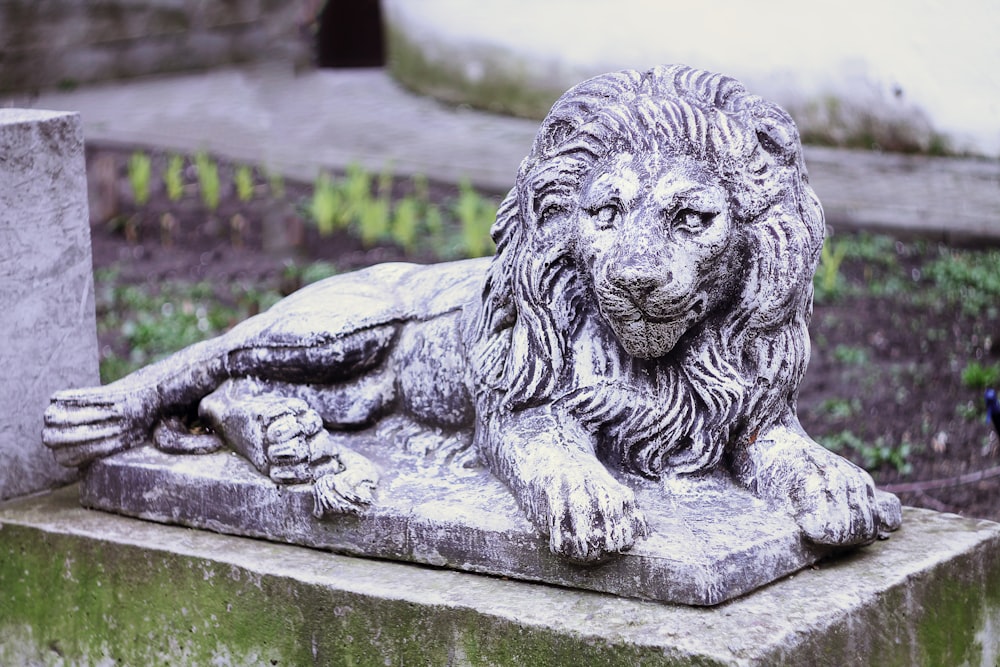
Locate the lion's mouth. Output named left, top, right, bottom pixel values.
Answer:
left=613, top=293, right=704, bottom=326
left=637, top=297, right=704, bottom=324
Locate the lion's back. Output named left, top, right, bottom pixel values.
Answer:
left=228, top=258, right=490, bottom=349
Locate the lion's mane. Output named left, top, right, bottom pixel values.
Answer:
left=466, top=65, right=825, bottom=478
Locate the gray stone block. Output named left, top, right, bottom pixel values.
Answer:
left=0, top=109, right=98, bottom=500
left=1, top=489, right=997, bottom=665
left=79, top=437, right=832, bottom=606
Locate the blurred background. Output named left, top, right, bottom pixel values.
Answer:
left=2, top=0, right=997, bottom=155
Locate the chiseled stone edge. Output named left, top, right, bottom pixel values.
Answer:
left=79, top=445, right=830, bottom=606
left=2, top=489, right=998, bottom=665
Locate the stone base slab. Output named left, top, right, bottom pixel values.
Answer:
left=2, top=487, right=998, bottom=665
left=79, top=442, right=830, bottom=606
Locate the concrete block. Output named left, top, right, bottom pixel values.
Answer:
left=1, top=489, right=997, bottom=665
left=0, top=110, right=98, bottom=500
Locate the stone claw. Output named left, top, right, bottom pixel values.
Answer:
left=42, top=387, right=146, bottom=467
left=312, top=467, right=379, bottom=518
left=786, top=443, right=898, bottom=547
left=540, top=466, right=648, bottom=563
left=259, top=400, right=324, bottom=484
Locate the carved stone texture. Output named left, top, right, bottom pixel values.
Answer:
left=43, top=66, right=902, bottom=599
left=80, top=431, right=830, bottom=606
left=1, top=109, right=97, bottom=500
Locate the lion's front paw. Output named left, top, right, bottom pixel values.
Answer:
left=784, top=445, right=900, bottom=546
left=42, top=387, right=148, bottom=467
left=539, top=467, right=648, bottom=563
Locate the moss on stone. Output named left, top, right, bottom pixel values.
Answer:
left=0, top=521, right=722, bottom=666
left=914, top=548, right=1000, bottom=666
left=385, top=24, right=561, bottom=120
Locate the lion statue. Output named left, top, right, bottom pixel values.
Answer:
left=44, top=65, right=901, bottom=562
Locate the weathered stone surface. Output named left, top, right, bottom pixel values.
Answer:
left=0, top=109, right=97, bottom=500
left=79, top=431, right=831, bottom=606
left=1, top=489, right=998, bottom=666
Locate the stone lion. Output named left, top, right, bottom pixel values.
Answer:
left=44, top=65, right=901, bottom=562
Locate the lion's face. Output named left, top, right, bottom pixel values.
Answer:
left=569, top=152, right=744, bottom=359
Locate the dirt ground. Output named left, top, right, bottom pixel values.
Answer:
left=86, top=145, right=1000, bottom=523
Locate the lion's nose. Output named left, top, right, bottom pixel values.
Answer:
left=610, top=263, right=670, bottom=302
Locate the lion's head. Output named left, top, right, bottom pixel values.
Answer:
left=467, top=65, right=825, bottom=477
left=570, top=150, right=744, bottom=360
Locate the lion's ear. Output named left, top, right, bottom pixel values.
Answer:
left=747, top=99, right=800, bottom=166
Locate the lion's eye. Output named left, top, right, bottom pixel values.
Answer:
left=539, top=203, right=568, bottom=224
left=673, top=209, right=715, bottom=233
left=591, top=205, right=619, bottom=229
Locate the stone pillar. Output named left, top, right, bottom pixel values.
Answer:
left=0, top=109, right=98, bottom=500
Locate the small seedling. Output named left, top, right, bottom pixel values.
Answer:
left=342, top=163, right=373, bottom=222
left=358, top=198, right=390, bottom=246
left=127, top=151, right=152, bottom=206
left=391, top=197, right=420, bottom=251
left=235, top=165, right=255, bottom=203
left=814, top=237, right=848, bottom=301
left=194, top=151, right=221, bottom=212
left=164, top=154, right=185, bottom=202
left=309, top=172, right=342, bottom=236
left=453, top=178, right=497, bottom=257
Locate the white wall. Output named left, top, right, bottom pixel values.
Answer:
left=385, top=0, right=1000, bottom=156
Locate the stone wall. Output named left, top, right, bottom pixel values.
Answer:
left=0, top=0, right=311, bottom=93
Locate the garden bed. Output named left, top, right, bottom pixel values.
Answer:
left=86, top=144, right=1000, bottom=523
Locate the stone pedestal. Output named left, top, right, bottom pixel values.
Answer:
left=78, top=442, right=831, bottom=606
left=1, top=489, right=998, bottom=665
left=0, top=110, right=98, bottom=501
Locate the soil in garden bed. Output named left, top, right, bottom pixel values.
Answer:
left=86, top=144, right=1000, bottom=523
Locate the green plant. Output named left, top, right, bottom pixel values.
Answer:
left=342, top=163, right=373, bottom=220
left=194, top=151, right=221, bottom=212
left=390, top=196, right=420, bottom=251
left=832, top=344, right=870, bottom=366
left=924, top=249, right=1000, bottom=316
left=838, top=233, right=898, bottom=265
left=453, top=178, right=497, bottom=257
left=94, top=273, right=293, bottom=383
left=358, top=198, right=390, bottom=246
left=818, top=430, right=915, bottom=476
left=234, top=165, right=255, bottom=203
left=960, top=361, right=1000, bottom=390
left=164, top=154, right=185, bottom=202
left=817, top=397, right=861, bottom=419
left=955, top=400, right=980, bottom=422
left=126, top=151, right=151, bottom=206
left=308, top=172, right=342, bottom=235
left=813, top=237, right=848, bottom=301
left=355, top=166, right=393, bottom=246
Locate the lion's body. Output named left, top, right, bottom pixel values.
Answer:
left=44, top=65, right=901, bottom=563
